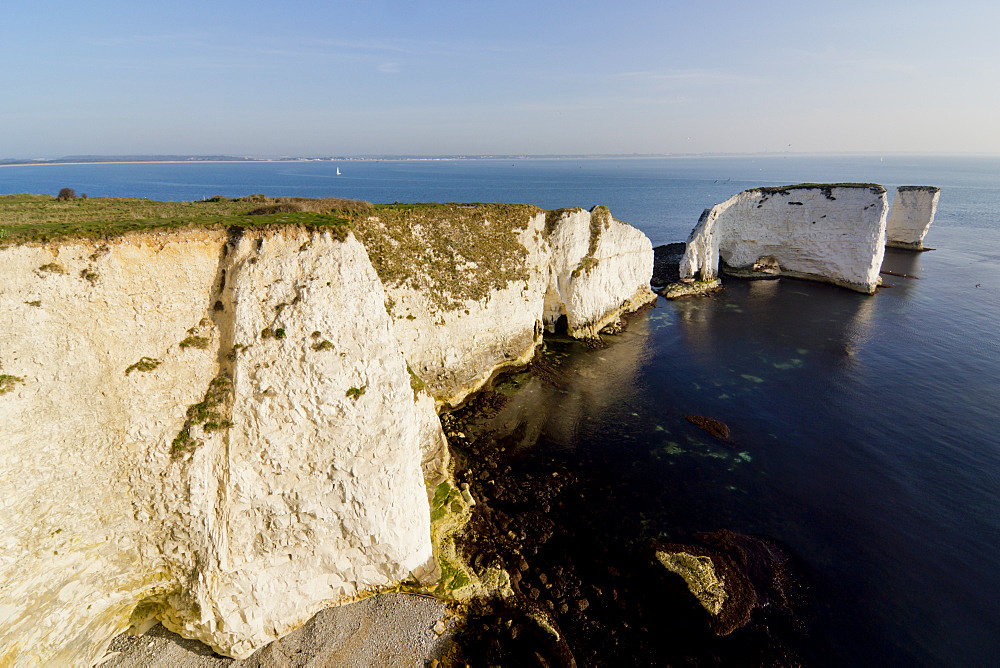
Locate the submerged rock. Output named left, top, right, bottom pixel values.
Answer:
left=684, top=415, right=731, bottom=441
left=653, top=530, right=804, bottom=637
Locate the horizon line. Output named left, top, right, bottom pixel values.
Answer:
left=3, top=150, right=1000, bottom=167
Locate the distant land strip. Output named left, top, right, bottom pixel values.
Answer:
left=0, top=153, right=691, bottom=167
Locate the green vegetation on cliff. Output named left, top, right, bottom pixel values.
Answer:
left=1, top=195, right=559, bottom=312
left=753, top=183, right=886, bottom=195
left=0, top=194, right=354, bottom=245
left=352, top=202, right=542, bottom=311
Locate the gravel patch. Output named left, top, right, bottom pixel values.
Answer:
left=99, top=593, right=454, bottom=668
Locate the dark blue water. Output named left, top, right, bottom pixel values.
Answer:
left=3, top=156, right=998, bottom=665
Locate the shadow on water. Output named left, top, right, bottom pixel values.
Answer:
left=483, top=313, right=655, bottom=454
left=448, top=306, right=821, bottom=666
left=671, top=278, right=879, bottom=367
left=450, top=264, right=1000, bottom=666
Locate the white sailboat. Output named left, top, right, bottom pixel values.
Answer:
left=336, top=167, right=341, bottom=176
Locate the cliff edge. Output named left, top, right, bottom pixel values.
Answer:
left=356, top=204, right=656, bottom=407
left=0, top=198, right=655, bottom=665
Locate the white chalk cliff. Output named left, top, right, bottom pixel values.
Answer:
left=0, top=204, right=655, bottom=665
left=680, top=184, right=888, bottom=294
left=354, top=205, right=656, bottom=407
left=885, top=186, right=940, bottom=249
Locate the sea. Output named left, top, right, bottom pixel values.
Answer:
left=2, top=155, right=998, bottom=665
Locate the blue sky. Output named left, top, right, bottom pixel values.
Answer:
left=2, top=0, right=998, bottom=157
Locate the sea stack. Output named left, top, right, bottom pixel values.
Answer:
left=679, top=184, right=888, bottom=294
left=885, top=186, right=940, bottom=250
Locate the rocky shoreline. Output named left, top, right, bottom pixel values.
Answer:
left=102, top=593, right=455, bottom=667
left=435, top=319, right=817, bottom=666
left=105, top=313, right=818, bottom=666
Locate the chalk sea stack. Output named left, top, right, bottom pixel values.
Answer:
left=680, top=184, right=889, bottom=294
left=885, top=185, right=940, bottom=250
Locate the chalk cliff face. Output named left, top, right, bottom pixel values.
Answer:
left=885, top=186, right=940, bottom=249
left=542, top=207, right=657, bottom=339
left=355, top=205, right=655, bottom=406
left=0, top=204, right=655, bottom=664
left=0, top=229, right=437, bottom=663
left=679, top=185, right=888, bottom=294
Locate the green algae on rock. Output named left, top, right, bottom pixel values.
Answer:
left=655, top=550, right=728, bottom=615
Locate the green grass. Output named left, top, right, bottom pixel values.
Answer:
left=1, top=195, right=602, bottom=319
left=754, top=183, right=885, bottom=195
left=346, top=385, right=366, bottom=400
left=0, top=374, right=24, bottom=395
left=407, top=365, right=425, bottom=397
left=0, top=194, right=357, bottom=246
left=352, top=202, right=541, bottom=311
left=171, top=429, right=197, bottom=453
left=125, top=356, right=161, bottom=375
left=179, top=335, right=210, bottom=350
left=172, top=376, right=233, bottom=455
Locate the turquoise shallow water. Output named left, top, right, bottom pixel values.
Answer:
left=3, top=155, right=998, bottom=665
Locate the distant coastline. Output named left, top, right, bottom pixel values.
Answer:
left=0, top=157, right=327, bottom=168
left=2, top=151, right=991, bottom=169
left=0, top=154, right=671, bottom=167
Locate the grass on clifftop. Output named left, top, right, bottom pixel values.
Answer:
left=0, top=194, right=360, bottom=246
left=753, top=183, right=886, bottom=195
left=1, top=195, right=557, bottom=312
left=352, top=202, right=543, bottom=311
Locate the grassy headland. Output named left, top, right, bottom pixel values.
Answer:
left=0, top=194, right=367, bottom=245
left=0, top=195, right=550, bottom=311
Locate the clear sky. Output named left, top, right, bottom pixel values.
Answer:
left=2, top=0, right=998, bottom=158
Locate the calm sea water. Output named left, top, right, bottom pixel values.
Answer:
left=3, top=156, right=998, bottom=665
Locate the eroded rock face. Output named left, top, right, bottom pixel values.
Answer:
left=0, top=229, right=438, bottom=663
left=680, top=184, right=889, bottom=294
left=0, top=203, right=656, bottom=665
left=545, top=206, right=656, bottom=340
left=885, top=186, right=940, bottom=249
left=358, top=205, right=656, bottom=407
